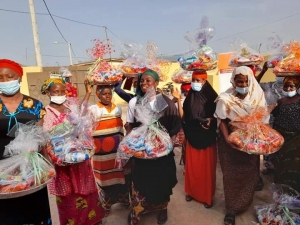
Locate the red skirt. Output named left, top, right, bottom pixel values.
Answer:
left=184, top=141, right=217, bottom=205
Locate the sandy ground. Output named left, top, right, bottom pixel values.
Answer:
left=48, top=104, right=274, bottom=225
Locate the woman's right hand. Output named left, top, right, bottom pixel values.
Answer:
left=171, top=87, right=181, bottom=100
left=84, top=80, right=93, bottom=94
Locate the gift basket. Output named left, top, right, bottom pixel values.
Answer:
left=120, top=42, right=147, bottom=77
left=229, top=39, right=264, bottom=67
left=228, top=107, right=284, bottom=155
left=116, top=88, right=173, bottom=168
left=86, top=39, right=122, bottom=85
left=178, top=16, right=217, bottom=71
left=255, top=184, right=300, bottom=225
left=274, top=41, right=300, bottom=76
left=171, top=68, right=193, bottom=83
left=0, top=124, right=55, bottom=199
left=46, top=98, right=96, bottom=166
left=146, top=41, right=172, bottom=82
left=266, top=35, right=287, bottom=68
left=61, top=67, right=78, bottom=98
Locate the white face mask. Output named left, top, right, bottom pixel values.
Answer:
left=50, top=95, right=67, bottom=104
left=282, top=90, right=297, bottom=98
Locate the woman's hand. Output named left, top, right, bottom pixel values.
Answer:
left=84, top=80, right=93, bottom=94
left=226, top=139, right=240, bottom=150
left=201, top=118, right=212, bottom=129
left=171, top=87, right=181, bottom=100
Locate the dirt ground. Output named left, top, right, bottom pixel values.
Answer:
left=49, top=148, right=274, bottom=225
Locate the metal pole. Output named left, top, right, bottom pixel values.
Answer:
left=28, top=0, right=43, bottom=67
left=68, top=42, right=73, bottom=65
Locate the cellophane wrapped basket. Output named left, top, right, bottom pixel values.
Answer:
left=47, top=98, right=96, bottom=166
left=229, top=39, right=264, bottom=67
left=171, top=68, right=192, bottom=83
left=228, top=107, right=284, bottom=155
left=274, top=40, right=300, bottom=76
left=255, top=184, right=300, bottom=225
left=266, top=35, right=287, bottom=69
left=116, top=88, right=173, bottom=168
left=178, top=16, right=217, bottom=71
left=0, top=124, right=55, bottom=199
left=86, top=39, right=123, bottom=85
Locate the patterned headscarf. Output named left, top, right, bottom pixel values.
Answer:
left=283, top=76, right=300, bottom=88
left=41, top=78, right=65, bottom=95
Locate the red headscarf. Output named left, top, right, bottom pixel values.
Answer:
left=181, top=83, right=191, bottom=92
left=192, top=70, right=208, bottom=80
left=0, top=59, right=23, bottom=77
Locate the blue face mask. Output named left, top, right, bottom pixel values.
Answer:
left=282, top=90, right=297, bottom=98
left=0, top=79, right=21, bottom=95
left=191, top=82, right=202, bottom=92
left=235, top=86, right=249, bottom=94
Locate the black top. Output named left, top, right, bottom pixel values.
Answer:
left=0, top=95, right=51, bottom=224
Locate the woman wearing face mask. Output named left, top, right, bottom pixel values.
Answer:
left=87, top=85, right=130, bottom=216
left=126, top=69, right=181, bottom=225
left=180, top=70, right=218, bottom=208
left=0, top=59, right=51, bottom=224
left=271, top=76, right=300, bottom=192
left=214, top=66, right=269, bottom=225
left=41, top=78, right=104, bottom=225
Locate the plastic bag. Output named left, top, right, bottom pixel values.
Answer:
left=120, top=42, right=147, bottom=76
left=228, top=107, right=284, bottom=155
left=47, top=98, right=96, bottom=165
left=255, top=184, right=300, bottom=225
left=274, top=40, right=300, bottom=76
left=0, top=124, right=55, bottom=197
left=116, top=88, right=173, bottom=168
left=178, top=16, right=217, bottom=71
left=229, top=39, right=264, bottom=67
left=86, top=39, right=123, bottom=84
left=171, top=68, right=192, bottom=83
left=266, top=35, right=286, bottom=68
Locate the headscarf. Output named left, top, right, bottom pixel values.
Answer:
left=95, top=85, right=113, bottom=99
left=192, top=70, right=208, bottom=80
left=135, top=69, right=159, bottom=98
left=181, top=83, right=191, bottom=92
left=41, top=78, right=65, bottom=95
left=283, top=76, right=300, bottom=88
left=183, top=73, right=218, bottom=149
left=0, top=59, right=23, bottom=77
left=215, top=66, right=267, bottom=124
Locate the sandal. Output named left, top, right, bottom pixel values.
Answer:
left=157, top=209, right=168, bottom=225
left=185, top=195, right=193, bottom=202
left=204, top=203, right=213, bottom=208
left=224, top=213, right=235, bottom=225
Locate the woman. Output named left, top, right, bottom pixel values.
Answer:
left=114, top=76, right=138, bottom=103
left=0, top=59, right=51, bottom=224
left=126, top=69, right=181, bottom=225
left=41, top=78, right=104, bottom=225
left=214, top=66, right=268, bottom=225
left=88, top=85, right=130, bottom=216
left=182, top=70, right=218, bottom=208
left=272, top=76, right=300, bottom=192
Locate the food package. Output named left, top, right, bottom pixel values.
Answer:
left=171, top=68, right=192, bottom=83
left=47, top=98, right=96, bottom=165
left=120, top=42, right=147, bottom=76
left=229, top=39, right=264, bottom=67
left=116, top=88, right=173, bottom=168
left=274, top=41, right=300, bottom=76
left=228, top=107, right=284, bottom=155
left=61, top=67, right=78, bottom=98
left=0, top=124, right=55, bottom=198
left=255, top=184, right=300, bottom=225
left=178, top=16, right=217, bottom=71
left=266, top=35, right=287, bottom=68
left=86, top=39, right=123, bottom=85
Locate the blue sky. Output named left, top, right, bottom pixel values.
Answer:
left=0, top=0, right=300, bottom=66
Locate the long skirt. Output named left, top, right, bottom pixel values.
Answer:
left=185, top=141, right=217, bottom=205
left=56, top=192, right=104, bottom=225
left=218, top=135, right=259, bottom=214
left=273, top=130, right=300, bottom=192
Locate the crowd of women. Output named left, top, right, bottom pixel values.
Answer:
left=0, top=58, right=299, bottom=225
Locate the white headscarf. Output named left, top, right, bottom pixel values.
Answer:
left=214, top=66, right=268, bottom=124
